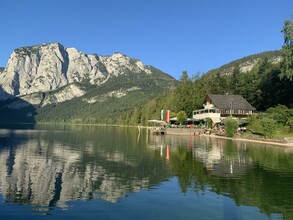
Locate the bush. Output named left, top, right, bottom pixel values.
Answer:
left=247, top=114, right=262, bottom=132
left=224, top=117, right=238, bottom=137
left=286, top=117, right=293, bottom=130
left=266, top=105, right=291, bottom=125
left=277, top=125, right=290, bottom=135
left=259, top=117, right=277, bottom=137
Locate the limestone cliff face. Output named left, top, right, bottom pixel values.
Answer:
left=0, top=43, right=155, bottom=102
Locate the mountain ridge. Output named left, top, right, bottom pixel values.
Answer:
left=204, top=50, right=281, bottom=77
left=0, top=43, right=286, bottom=124
left=0, top=42, right=176, bottom=123
left=0, top=43, right=170, bottom=96
left=0, top=42, right=175, bottom=102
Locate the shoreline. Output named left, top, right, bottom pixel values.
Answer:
left=161, top=127, right=293, bottom=147
left=1, top=123, right=293, bottom=147
left=204, top=134, right=293, bottom=147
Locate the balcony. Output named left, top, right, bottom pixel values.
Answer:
left=193, top=108, right=221, bottom=124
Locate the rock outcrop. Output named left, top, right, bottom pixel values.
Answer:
left=0, top=43, right=157, bottom=102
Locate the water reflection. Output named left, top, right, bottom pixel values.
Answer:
left=148, top=134, right=293, bottom=218
left=148, top=134, right=253, bottom=175
left=0, top=126, right=171, bottom=209
left=0, top=125, right=293, bottom=219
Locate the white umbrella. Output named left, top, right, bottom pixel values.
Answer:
left=147, top=119, right=167, bottom=125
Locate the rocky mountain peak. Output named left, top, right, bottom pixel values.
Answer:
left=0, top=43, right=158, bottom=101
left=100, top=52, right=151, bottom=76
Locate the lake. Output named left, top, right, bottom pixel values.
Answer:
left=0, top=124, right=292, bottom=220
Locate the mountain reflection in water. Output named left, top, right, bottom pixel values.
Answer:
left=0, top=125, right=292, bottom=219
left=0, top=126, right=171, bottom=207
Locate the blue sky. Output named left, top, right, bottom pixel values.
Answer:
left=0, top=0, right=292, bottom=79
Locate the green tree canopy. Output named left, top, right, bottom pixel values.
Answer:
left=177, top=111, right=187, bottom=125
left=173, top=71, right=195, bottom=116
left=224, top=117, right=238, bottom=137
left=230, top=65, right=241, bottom=94
left=280, top=18, right=293, bottom=81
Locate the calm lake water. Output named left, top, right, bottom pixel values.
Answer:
left=0, top=124, right=292, bottom=220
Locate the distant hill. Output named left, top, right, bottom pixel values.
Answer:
left=204, top=50, right=281, bottom=77
left=0, top=43, right=177, bottom=123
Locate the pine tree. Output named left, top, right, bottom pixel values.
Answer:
left=173, top=71, right=195, bottom=116
left=230, top=65, right=241, bottom=94
left=280, top=18, right=293, bottom=81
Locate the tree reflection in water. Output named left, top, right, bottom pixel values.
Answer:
left=149, top=134, right=293, bottom=219
left=0, top=125, right=292, bottom=219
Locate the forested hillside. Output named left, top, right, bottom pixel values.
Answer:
left=123, top=18, right=293, bottom=126
left=204, top=50, right=281, bottom=77
left=35, top=70, right=176, bottom=124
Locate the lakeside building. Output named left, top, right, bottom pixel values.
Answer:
left=192, top=94, right=256, bottom=125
